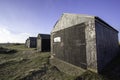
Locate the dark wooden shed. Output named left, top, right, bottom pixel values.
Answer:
left=51, top=13, right=119, bottom=73
left=25, top=37, right=37, bottom=48
left=37, top=34, right=50, bottom=52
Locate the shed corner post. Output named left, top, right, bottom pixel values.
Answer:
left=85, top=20, right=98, bottom=73
left=50, top=32, right=55, bottom=59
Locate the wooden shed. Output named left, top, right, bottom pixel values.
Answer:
left=37, top=34, right=50, bottom=52
left=25, top=37, right=37, bottom=48
left=25, top=38, right=29, bottom=48
left=51, top=13, right=119, bottom=73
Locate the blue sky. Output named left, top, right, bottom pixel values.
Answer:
left=0, top=0, right=120, bottom=43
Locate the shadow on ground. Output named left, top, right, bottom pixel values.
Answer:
left=0, top=47, right=17, bottom=54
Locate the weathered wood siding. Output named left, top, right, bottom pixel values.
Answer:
left=95, top=20, right=119, bottom=72
left=52, top=23, right=87, bottom=69
left=51, top=13, right=119, bottom=73
left=42, top=39, right=50, bottom=51
left=37, top=34, right=50, bottom=52
left=30, top=38, right=37, bottom=48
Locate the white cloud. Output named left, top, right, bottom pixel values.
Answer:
left=0, top=27, right=10, bottom=35
left=0, top=27, right=31, bottom=43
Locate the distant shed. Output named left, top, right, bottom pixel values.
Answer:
left=25, top=37, right=37, bottom=48
left=37, top=34, right=50, bottom=52
left=25, top=38, right=29, bottom=48
left=51, top=13, right=119, bottom=73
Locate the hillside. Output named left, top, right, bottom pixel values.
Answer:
left=0, top=44, right=119, bottom=80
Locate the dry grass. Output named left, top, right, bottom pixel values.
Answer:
left=0, top=44, right=117, bottom=80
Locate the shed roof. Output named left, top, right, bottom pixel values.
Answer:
left=52, top=13, right=118, bottom=33
left=29, top=37, right=37, bottom=39
left=37, top=34, right=50, bottom=39
left=28, top=37, right=37, bottom=41
left=95, top=17, right=118, bottom=33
